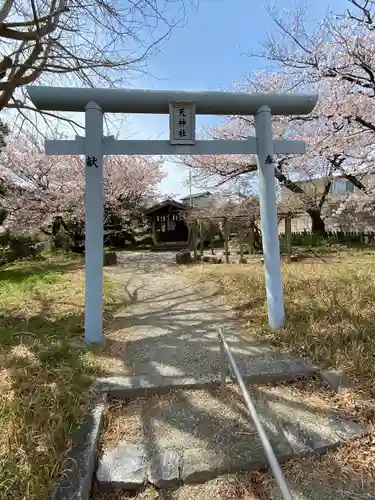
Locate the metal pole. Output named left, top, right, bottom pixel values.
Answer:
left=189, top=169, right=192, bottom=208
left=84, top=101, right=104, bottom=344
left=218, top=328, right=293, bottom=500
left=255, top=106, right=285, bottom=330
left=219, top=336, right=227, bottom=391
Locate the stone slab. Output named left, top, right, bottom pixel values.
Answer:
left=259, top=387, right=365, bottom=460
left=279, top=413, right=363, bottom=457
left=94, top=374, right=222, bottom=398
left=178, top=388, right=366, bottom=485
left=229, top=357, right=318, bottom=385
left=148, top=449, right=182, bottom=488
left=94, top=357, right=318, bottom=399
left=181, top=442, right=291, bottom=485
left=96, top=442, right=148, bottom=491
left=52, top=393, right=107, bottom=500
left=181, top=448, right=229, bottom=484
left=320, top=369, right=352, bottom=394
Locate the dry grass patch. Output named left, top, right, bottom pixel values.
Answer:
left=184, top=248, right=375, bottom=496
left=0, top=252, right=121, bottom=500
left=101, top=397, right=148, bottom=448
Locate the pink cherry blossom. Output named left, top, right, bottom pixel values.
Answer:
left=0, top=134, right=166, bottom=232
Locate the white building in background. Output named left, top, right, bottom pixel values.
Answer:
left=180, top=191, right=212, bottom=209
left=278, top=174, right=375, bottom=233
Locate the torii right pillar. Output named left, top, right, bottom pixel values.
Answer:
left=255, top=105, right=284, bottom=330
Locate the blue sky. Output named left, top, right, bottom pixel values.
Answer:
left=126, top=0, right=345, bottom=199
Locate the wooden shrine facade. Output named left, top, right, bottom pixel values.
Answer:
left=145, top=199, right=189, bottom=247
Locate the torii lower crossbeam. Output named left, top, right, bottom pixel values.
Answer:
left=45, top=137, right=306, bottom=156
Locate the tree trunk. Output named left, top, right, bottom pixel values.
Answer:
left=223, top=217, right=229, bottom=263
left=199, top=220, right=204, bottom=255
left=285, top=216, right=292, bottom=255
left=307, top=208, right=326, bottom=236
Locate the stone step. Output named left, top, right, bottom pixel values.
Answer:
left=96, top=384, right=365, bottom=492
left=94, top=356, right=318, bottom=398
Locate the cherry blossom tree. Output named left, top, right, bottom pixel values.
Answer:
left=254, top=0, right=375, bottom=106
left=0, top=134, right=166, bottom=241
left=182, top=68, right=375, bottom=235
left=249, top=0, right=375, bottom=164
left=239, top=0, right=375, bottom=227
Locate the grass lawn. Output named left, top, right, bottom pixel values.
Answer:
left=185, top=247, right=375, bottom=495
left=0, top=252, right=120, bottom=500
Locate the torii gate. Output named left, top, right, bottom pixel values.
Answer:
left=27, top=86, right=318, bottom=344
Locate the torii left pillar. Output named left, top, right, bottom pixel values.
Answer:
left=84, top=102, right=104, bottom=344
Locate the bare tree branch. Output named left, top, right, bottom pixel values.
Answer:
left=0, top=0, right=192, bottom=134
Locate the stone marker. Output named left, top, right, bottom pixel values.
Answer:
left=148, top=449, right=181, bottom=488
left=96, top=442, right=148, bottom=491
left=103, top=251, right=117, bottom=266
left=175, top=250, right=193, bottom=265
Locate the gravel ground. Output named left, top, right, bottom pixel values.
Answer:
left=101, top=251, right=276, bottom=377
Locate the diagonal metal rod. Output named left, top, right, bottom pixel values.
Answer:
left=217, top=327, right=294, bottom=500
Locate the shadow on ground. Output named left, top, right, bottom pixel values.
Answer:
left=101, top=279, right=270, bottom=378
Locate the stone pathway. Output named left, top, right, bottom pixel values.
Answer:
left=104, top=251, right=286, bottom=378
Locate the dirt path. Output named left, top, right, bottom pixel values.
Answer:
left=102, top=251, right=277, bottom=377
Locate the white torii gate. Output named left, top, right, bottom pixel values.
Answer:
left=27, top=86, right=318, bottom=344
